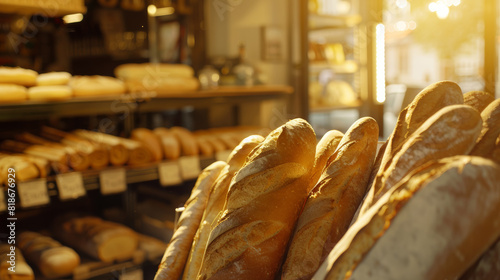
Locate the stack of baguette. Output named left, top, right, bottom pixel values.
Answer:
left=154, top=80, right=500, bottom=280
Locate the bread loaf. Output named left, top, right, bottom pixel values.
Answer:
left=69, top=75, right=126, bottom=97
left=154, top=127, right=181, bottom=160
left=72, top=130, right=130, bottom=166
left=28, top=85, right=72, bottom=101
left=0, top=156, right=40, bottom=184
left=309, top=130, right=344, bottom=191
left=0, top=67, right=37, bottom=86
left=170, top=127, right=199, bottom=156
left=183, top=135, right=264, bottom=280
left=359, top=81, right=463, bottom=214
left=469, top=98, right=500, bottom=157
left=197, top=118, right=316, bottom=280
left=18, top=231, right=80, bottom=278
left=0, top=140, right=69, bottom=170
left=460, top=238, right=500, bottom=280
left=0, top=244, right=34, bottom=280
left=131, top=128, right=164, bottom=162
left=282, top=117, right=378, bottom=280
left=463, top=90, right=495, bottom=112
left=0, top=84, right=28, bottom=103
left=368, top=104, right=482, bottom=209
left=313, top=156, right=500, bottom=280
left=36, top=72, right=71, bottom=86
left=154, top=161, right=227, bottom=280
left=53, top=216, right=139, bottom=263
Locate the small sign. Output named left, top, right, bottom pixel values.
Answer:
left=120, top=269, right=143, bottom=280
left=158, top=161, right=182, bottom=186
left=18, top=179, right=50, bottom=208
left=100, top=168, right=127, bottom=195
left=0, top=189, right=6, bottom=212
left=179, top=156, right=201, bottom=180
left=56, top=172, right=86, bottom=200
left=215, top=150, right=232, bottom=162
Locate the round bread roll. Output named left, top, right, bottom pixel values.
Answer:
left=0, top=84, right=28, bottom=103
left=28, top=85, right=73, bottom=101
left=0, top=66, right=37, bottom=86
left=69, top=75, right=126, bottom=97
left=37, top=72, right=72, bottom=86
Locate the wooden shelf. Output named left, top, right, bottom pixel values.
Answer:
left=0, top=0, right=86, bottom=16
left=0, top=85, right=293, bottom=122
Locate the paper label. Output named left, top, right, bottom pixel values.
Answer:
left=18, top=179, right=50, bottom=208
left=100, top=168, right=127, bottom=195
left=56, top=172, right=86, bottom=200
left=179, top=156, right=201, bottom=180
left=120, top=269, right=143, bottom=280
left=0, top=189, right=6, bottom=212
left=215, top=150, right=232, bottom=162
left=158, top=161, right=182, bottom=186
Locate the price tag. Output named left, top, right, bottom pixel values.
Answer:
left=215, top=150, right=232, bottom=162
left=120, top=269, right=143, bottom=280
left=18, top=179, right=50, bottom=208
left=0, top=190, right=6, bottom=212
left=56, top=172, right=86, bottom=200
left=179, top=156, right=201, bottom=180
left=158, top=161, right=182, bottom=187
left=99, top=168, right=127, bottom=195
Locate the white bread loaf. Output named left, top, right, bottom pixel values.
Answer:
left=282, top=117, right=378, bottom=280
left=313, top=156, right=500, bottom=280
left=154, top=161, right=227, bottom=280
left=197, top=118, right=317, bottom=280
left=183, top=135, right=264, bottom=280
left=18, top=231, right=80, bottom=279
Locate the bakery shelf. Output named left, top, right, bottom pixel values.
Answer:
left=310, top=61, right=359, bottom=74
left=0, top=0, right=86, bottom=16
left=309, top=13, right=362, bottom=30
left=0, top=85, right=293, bottom=122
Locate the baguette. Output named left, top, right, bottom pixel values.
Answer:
left=155, top=161, right=227, bottom=280
left=197, top=118, right=316, bottom=280
left=282, top=117, right=378, bottom=280
left=0, top=156, right=40, bottom=184
left=469, top=98, right=500, bottom=157
left=154, top=127, right=181, bottom=160
left=0, top=140, right=69, bottom=169
left=463, top=90, right=495, bottom=112
left=0, top=244, right=34, bottom=280
left=40, top=126, right=109, bottom=169
left=53, top=216, right=139, bottom=262
left=18, top=231, right=80, bottom=279
left=359, top=81, right=463, bottom=214
left=0, top=153, right=50, bottom=179
left=170, top=127, right=199, bottom=156
left=309, top=130, right=344, bottom=191
left=313, top=156, right=500, bottom=280
left=183, top=135, right=264, bottom=280
left=369, top=104, right=482, bottom=209
left=73, top=130, right=131, bottom=166
left=131, top=128, right=164, bottom=162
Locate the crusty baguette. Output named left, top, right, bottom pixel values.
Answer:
left=469, top=98, right=500, bottom=157
left=0, top=140, right=69, bottom=172
left=193, top=131, right=215, bottom=156
left=183, top=135, right=264, bottom=280
left=460, top=237, right=500, bottom=280
left=131, top=128, right=164, bottom=162
left=15, top=132, right=90, bottom=171
left=463, top=90, right=495, bottom=112
left=40, top=126, right=109, bottom=169
left=18, top=231, right=80, bottom=279
left=53, top=216, right=139, bottom=263
left=0, top=153, right=50, bottom=179
left=313, top=156, right=500, bottom=280
left=359, top=81, right=463, bottom=215
left=282, top=117, right=378, bottom=280
left=309, top=130, right=344, bottom=191
left=170, top=127, right=199, bottom=156
left=197, top=118, right=317, bottom=280
left=154, top=127, right=181, bottom=160
left=154, top=161, right=227, bottom=280
left=73, top=129, right=132, bottom=166
left=0, top=156, right=40, bottom=184
left=0, top=244, right=34, bottom=280
left=368, top=104, right=482, bottom=209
